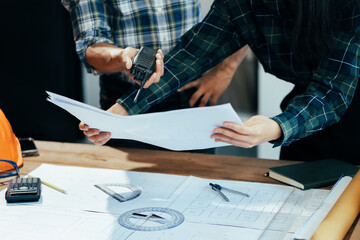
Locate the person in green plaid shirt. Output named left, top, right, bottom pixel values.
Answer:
left=62, top=0, right=248, bottom=151
left=80, top=0, right=360, bottom=163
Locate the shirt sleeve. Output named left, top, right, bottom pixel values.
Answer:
left=116, top=0, right=245, bottom=115
left=62, top=0, right=114, bottom=73
left=271, top=31, right=360, bottom=147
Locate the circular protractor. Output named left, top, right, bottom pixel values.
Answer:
left=118, top=207, right=185, bottom=231
left=94, top=183, right=142, bottom=202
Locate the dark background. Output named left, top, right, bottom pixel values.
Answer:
left=0, top=0, right=258, bottom=155
left=0, top=1, right=83, bottom=142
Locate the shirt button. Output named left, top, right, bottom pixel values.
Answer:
left=157, top=7, right=163, bottom=13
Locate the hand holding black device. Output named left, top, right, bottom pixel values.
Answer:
left=130, top=46, right=157, bottom=103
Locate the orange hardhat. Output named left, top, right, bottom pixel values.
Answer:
left=0, top=109, right=23, bottom=171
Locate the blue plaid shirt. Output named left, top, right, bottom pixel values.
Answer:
left=117, top=0, right=360, bottom=147
left=62, top=0, right=200, bottom=73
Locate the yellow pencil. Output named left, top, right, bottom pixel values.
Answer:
left=28, top=175, right=68, bottom=194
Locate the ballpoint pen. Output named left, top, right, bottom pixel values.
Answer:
left=209, top=183, right=249, bottom=202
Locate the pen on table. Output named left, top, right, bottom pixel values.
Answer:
left=28, top=175, right=68, bottom=194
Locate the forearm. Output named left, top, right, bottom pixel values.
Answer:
left=271, top=31, right=360, bottom=147
left=271, top=82, right=351, bottom=147
left=85, top=43, right=126, bottom=73
left=214, top=45, right=249, bottom=76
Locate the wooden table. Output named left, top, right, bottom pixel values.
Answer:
left=1, top=140, right=359, bottom=239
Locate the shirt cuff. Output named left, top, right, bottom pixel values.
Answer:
left=270, top=111, right=299, bottom=147
left=116, top=89, right=151, bottom=115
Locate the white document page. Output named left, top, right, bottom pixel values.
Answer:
left=0, top=164, right=349, bottom=240
left=0, top=164, right=189, bottom=214
left=166, top=176, right=331, bottom=238
left=46, top=91, right=242, bottom=151
left=0, top=205, right=263, bottom=240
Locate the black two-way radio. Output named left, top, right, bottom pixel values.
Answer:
left=130, top=46, right=157, bottom=103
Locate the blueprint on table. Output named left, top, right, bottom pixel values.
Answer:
left=0, top=164, right=351, bottom=240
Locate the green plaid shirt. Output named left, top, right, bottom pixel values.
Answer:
left=118, top=0, right=360, bottom=147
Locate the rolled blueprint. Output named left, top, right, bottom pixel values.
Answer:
left=311, top=169, right=360, bottom=240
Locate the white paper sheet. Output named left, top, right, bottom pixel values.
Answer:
left=165, top=176, right=331, bottom=236
left=46, top=91, right=242, bottom=151
left=0, top=164, right=348, bottom=240
left=0, top=205, right=263, bottom=240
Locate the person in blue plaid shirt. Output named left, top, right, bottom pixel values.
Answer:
left=82, top=0, right=360, bottom=162
left=62, top=0, right=248, bottom=151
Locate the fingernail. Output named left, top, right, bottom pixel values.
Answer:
left=156, top=59, right=161, bottom=65
left=153, top=73, right=157, bottom=79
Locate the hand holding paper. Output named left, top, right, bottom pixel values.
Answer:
left=79, top=103, right=129, bottom=145
left=46, top=91, right=242, bottom=151
left=211, top=115, right=282, bottom=148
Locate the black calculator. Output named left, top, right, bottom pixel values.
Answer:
left=5, top=177, right=41, bottom=203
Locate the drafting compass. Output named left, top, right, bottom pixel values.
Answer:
left=209, top=182, right=249, bottom=202
left=118, top=207, right=185, bottom=231
left=94, top=183, right=142, bottom=202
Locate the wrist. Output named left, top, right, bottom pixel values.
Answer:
left=107, top=103, right=129, bottom=116
left=212, top=61, right=236, bottom=79
left=269, top=119, right=282, bottom=141
left=216, top=46, right=249, bottom=76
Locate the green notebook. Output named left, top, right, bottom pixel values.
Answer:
left=268, top=159, right=359, bottom=190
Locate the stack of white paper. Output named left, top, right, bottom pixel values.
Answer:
left=46, top=91, right=242, bottom=151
